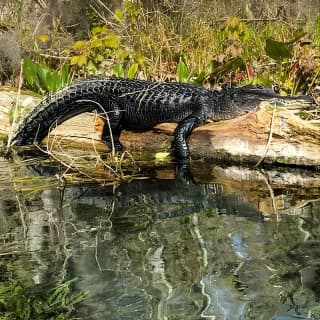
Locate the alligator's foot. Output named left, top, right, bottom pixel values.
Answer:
left=175, top=163, right=195, bottom=184
left=171, top=143, right=189, bottom=161
left=103, top=138, right=124, bottom=152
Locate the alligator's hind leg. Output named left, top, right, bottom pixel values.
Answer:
left=172, top=115, right=200, bottom=160
left=100, top=109, right=123, bottom=152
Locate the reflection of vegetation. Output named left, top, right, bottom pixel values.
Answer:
left=0, top=278, right=86, bottom=320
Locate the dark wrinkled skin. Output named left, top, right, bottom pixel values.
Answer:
left=12, top=78, right=316, bottom=160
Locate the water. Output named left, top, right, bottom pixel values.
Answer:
left=1, top=155, right=320, bottom=320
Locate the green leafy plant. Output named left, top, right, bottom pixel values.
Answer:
left=113, top=62, right=139, bottom=79
left=23, top=56, right=71, bottom=93
left=176, top=56, right=191, bottom=83
left=0, top=278, right=86, bottom=320
left=68, top=24, right=145, bottom=78
left=263, top=30, right=312, bottom=95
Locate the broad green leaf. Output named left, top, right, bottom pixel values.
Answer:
left=113, top=63, right=124, bottom=77
left=265, top=38, right=292, bottom=60
left=23, top=56, right=37, bottom=85
left=50, top=71, right=59, bottom=91
left=177, top=58, right=190, bottom=83
left=127, top=63, right=138, bottom=79
left=287, top=29, right=307, bottom=44
left=37, top=66, right=49, bottom=91
left=208, top=57, right=245, bottom=77
left=60, top=64, right=70, bottom=86
left=87, top=60, right=98, bottom=73
left=191, top=71, right=206, bottom=85
left=45, top=73, right=54, bottom=92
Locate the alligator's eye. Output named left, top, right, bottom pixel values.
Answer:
left=231, top=93, right=240, bottom=100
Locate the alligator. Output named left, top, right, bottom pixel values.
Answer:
left=11, top=77, right=315, bottom=160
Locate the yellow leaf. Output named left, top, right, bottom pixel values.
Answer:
left=38, top=34, right=49, bottom=42
left=77, top=55, right=87, bottom=67
left=114, top=8, right=125, bottom=21
left=70, top=55, right=87, bottom=67
left=155, top=152, right=170, bottom=161
left=91, top=25, right=107, bottom=35
left=90, top=36, right=103, bottom=48
left=72, top=40, right=87, bottom=51
left=103, top=33, right=120, bottom=48
left=225, top=16, right=241, bottom=28
left=91, top=26, right=101, bottom=35
left=100, top=25, right=107, bottom=33
left=134, top=52, right=146, bottom=65
left=70, top=56, right=79, bottom=65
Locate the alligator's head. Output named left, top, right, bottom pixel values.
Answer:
left=227, top=85, right=316, bottom=113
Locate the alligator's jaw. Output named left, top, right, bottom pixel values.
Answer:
left=270, top=95, right=316, bottom=109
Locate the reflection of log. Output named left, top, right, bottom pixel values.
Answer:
left=44, top=101, right=320, bottom=167
left=10, top=150, right=320, bottom=218
left=190, top=164, right=320, bottom=216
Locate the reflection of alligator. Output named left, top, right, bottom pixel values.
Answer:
left=11, top=77, right=315, bottom=159
left=68, top=175, right=264, bottom=225
left=14, top=147, right=262, bottom=221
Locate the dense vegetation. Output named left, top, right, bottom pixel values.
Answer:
left=10, top=1, right=319, bottom=98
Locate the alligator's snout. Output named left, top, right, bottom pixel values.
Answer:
left=276, top=94, right=317, bottom=109
left=296, top=95, right=316, bottom=105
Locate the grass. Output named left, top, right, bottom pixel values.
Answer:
left=79, top=2, right=318, bottom=92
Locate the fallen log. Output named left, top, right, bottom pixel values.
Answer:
left=1, top=89, right=319, bottom=167
left=44, top=101, right=320, bottom=167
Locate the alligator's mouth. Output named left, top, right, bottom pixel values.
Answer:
left=269, top=95, right=317, bottom=109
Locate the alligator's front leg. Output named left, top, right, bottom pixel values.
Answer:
left=100, top=109, right=123, bottom=152
left=172, top=115, right=201, bottom=160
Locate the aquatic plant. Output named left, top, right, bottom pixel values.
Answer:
left=0, top=278, right=86, bottom=320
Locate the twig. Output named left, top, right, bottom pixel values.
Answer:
left=254, top=105, right=277, bottom=167
left=212, top=17, right=296, bottom=26
left=75, top=99, right=116, bottom=156
left=6, top=58, right=23, bottom=152
left=39, top=53, right=69, bottom=60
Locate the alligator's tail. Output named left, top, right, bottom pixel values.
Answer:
left=11, top=79, right=110, bottom=146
